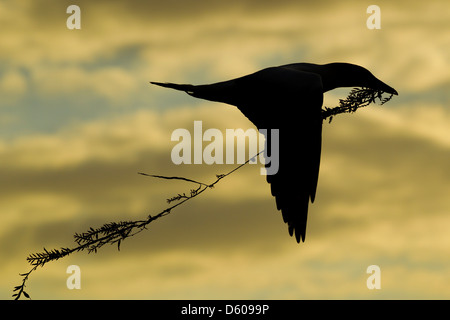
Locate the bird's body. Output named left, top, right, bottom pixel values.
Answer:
left=152, top=62, right=397, bottom=243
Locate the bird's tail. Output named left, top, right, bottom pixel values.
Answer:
left=150, top=82, right=196, bottom=95
left=151, top=79, right=237, bottom=105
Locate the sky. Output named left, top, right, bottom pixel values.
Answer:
left=1, top=0, right=449, bottom=299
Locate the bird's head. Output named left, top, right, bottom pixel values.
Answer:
left=323, top=63, right=398, bottom=95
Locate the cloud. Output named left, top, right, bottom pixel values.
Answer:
left=0, top=69, right=27, bottom=103
left=2, top=0, right=448, bottom=100
left=30, top=65, right=138, bottom=102
left=2, top=99, right=450, bottom=299
left=1, top=0, right=450, bottom=300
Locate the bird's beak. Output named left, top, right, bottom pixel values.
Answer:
left=376, top=80, right=398, bottom=96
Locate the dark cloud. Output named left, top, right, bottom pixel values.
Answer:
left=21, top=0, right=334, bottom=29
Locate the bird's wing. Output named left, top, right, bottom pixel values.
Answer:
left=235, top=67, right=323, bottom=243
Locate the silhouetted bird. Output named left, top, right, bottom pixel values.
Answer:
left=151, top=63, right=398, bottom=243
